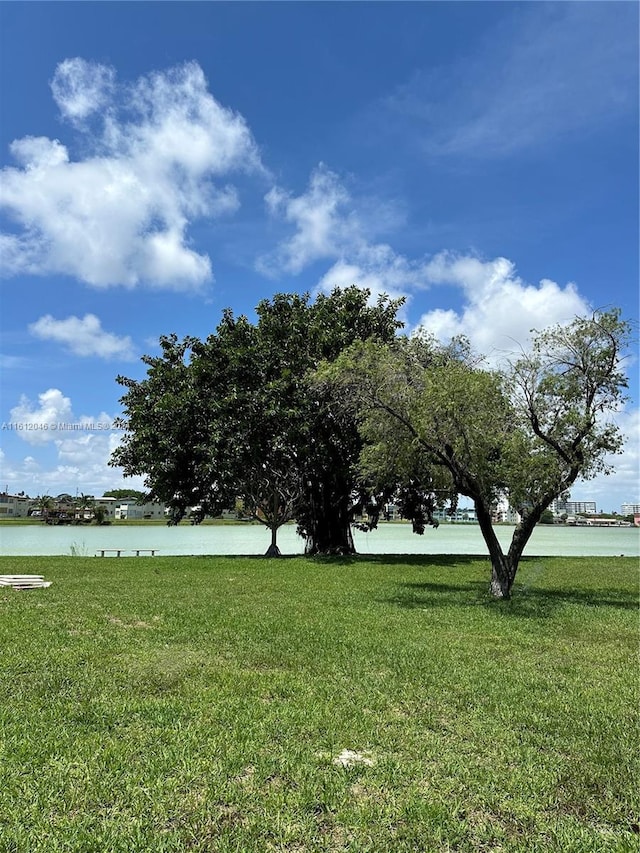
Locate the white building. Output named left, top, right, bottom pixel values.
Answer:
left=621, top=503, right=640, bottom=516
left=0, top=492, right=32, bottom=518
left=491, top=495, right=521, bottom=524
left=93, top=497, right=118, bottom=518
left=432, top=506, right=478, bottom=523
left=115, top=501, right=166, bottom=520
left=551, top=499, right=597, bottom=516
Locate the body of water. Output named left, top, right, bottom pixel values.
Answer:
left=0, top=522, right=638, bottom=557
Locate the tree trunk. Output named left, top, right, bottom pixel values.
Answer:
left=303, top=487, right=355, bottom=555
left=489, top=553, right=516, bottom=599
left=264, top=522, right=282, bottom=557
left=504, top=507, right=543, bottom=586
left=475, top=497, right=545, bottom=598
left=474, top=498, right=517, bottom=599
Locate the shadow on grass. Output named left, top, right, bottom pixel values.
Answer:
left=158, top=554, right=637, bottom=617
left=385, top=578, right=639, bottom=618
left=306, top=554, right=484, bottom=568
left=185, top=553, right=489, bottom=566
left=155, top=553, right=482, bottom=565
left=186, top=554, right=305, bottom=560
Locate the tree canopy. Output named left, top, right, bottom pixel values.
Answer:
left=111, top=287, right=403, bottom=554
left=112, top=295, right=630, bottom=590
left=323, top=309, right=631, bottom=597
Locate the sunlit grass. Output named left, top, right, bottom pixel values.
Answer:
left=0, top=554, right=637, bottom=852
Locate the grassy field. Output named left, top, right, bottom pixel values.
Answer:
left=0, top=554, right=637, bottom=852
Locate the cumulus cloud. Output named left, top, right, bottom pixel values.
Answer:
left=10, top=389, right=74, bottom=446
left=262, top=169, right=605, bottom=369
left=0, top=60, right=262, bottom=289
left=2, top=388, right=144, bottom=495
left=0, top=437, right=146, bottom=497
left=29, top=313, right=136, bottom=360
left=9, top=389, right=116, bottom=448
left=51, top=58, right=115, bottom=122
left=258, top=165, right=428, bottom=305
left=260, top=166, right=355, bottom=274
left=316, top=251, right=423, bottom=309
left=414, top=252, right=591, bottom=360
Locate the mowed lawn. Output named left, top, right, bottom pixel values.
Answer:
left=0, top=554, right=637, bottom=852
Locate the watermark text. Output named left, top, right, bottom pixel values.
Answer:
left=1, top=421, right=121, bottom=432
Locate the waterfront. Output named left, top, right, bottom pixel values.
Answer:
left=0, top=521, right=638, bottom=557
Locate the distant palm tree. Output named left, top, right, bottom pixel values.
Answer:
left=75, top=493, right=95, bottom=521
left=34, top=494, right=53, bottom=521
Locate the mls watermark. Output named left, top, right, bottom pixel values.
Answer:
left=1, top=421, right=122, bottom=432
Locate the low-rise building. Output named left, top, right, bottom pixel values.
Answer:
left=432, top=506, right=478, bottom=523
left=0, top=492, right=32, bottom=518
left=93, top=497, right=118, bottom=518
left=115, top=500, right=166, bottom=520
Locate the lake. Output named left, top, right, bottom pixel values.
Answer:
left=0, top=522, right=638, bottom=557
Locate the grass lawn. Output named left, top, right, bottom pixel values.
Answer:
left=0, top=554, right=637, bottom=852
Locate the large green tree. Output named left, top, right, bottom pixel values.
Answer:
left=325, top=310, right=631, bottom=597
left=111, top=287, right=403, bottom=555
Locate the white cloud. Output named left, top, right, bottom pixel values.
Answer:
left=411, top=252, right=638, bottom=510
left=259, top=165, right=429, bottom=307
left=1, top=389, right=145, bottom=495
left=316, top=251, right=422, bottom=310
left=414, top=253, right=590, bottom=360
left=1, top=60, right=263, bottom=289
left=259, top=168, right=593, bottom=339
left=9, top=389, right=73, bottom=446
left=10, top=136, right=69, bottom=169
left=23, top=456, right=39, bottom=472
left=29, top=313, right=136, bottom=360
left=51, top=58, right=116, bottom=122
left=0, top=442, right=146, bottom=497
left=259, top=165, right=354, bottom=274
left=9, top=388, right=117, bottom=449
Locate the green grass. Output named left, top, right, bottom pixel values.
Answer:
left=0, top=555, right=637, bottom=852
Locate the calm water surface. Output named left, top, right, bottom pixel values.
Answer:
left=0, top=522, right=637, bottom=557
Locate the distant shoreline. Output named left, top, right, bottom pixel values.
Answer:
left=1, top=517, right=516, bottom=527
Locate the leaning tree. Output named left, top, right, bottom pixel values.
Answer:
left=111, top=287, right=403, bottom=555
left=324, top=309, right=631, bottom=597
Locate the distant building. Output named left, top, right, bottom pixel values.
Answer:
left=551, top=499, right=597, bottom=516
left=0, top=492, right=32, bottom=518
left=621, top=503, right=640, bottom=516
left=115, top=500, right=166, bottom=520
left=574, top=516, right=633, bottom=527
left=491, top=495, right=520, bottom=524
left=93, top=497, right=118, bottom=518
left=432, top=506, right=478, bottom=523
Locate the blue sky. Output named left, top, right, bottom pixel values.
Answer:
left=0, top=1, right=638, bottom=511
